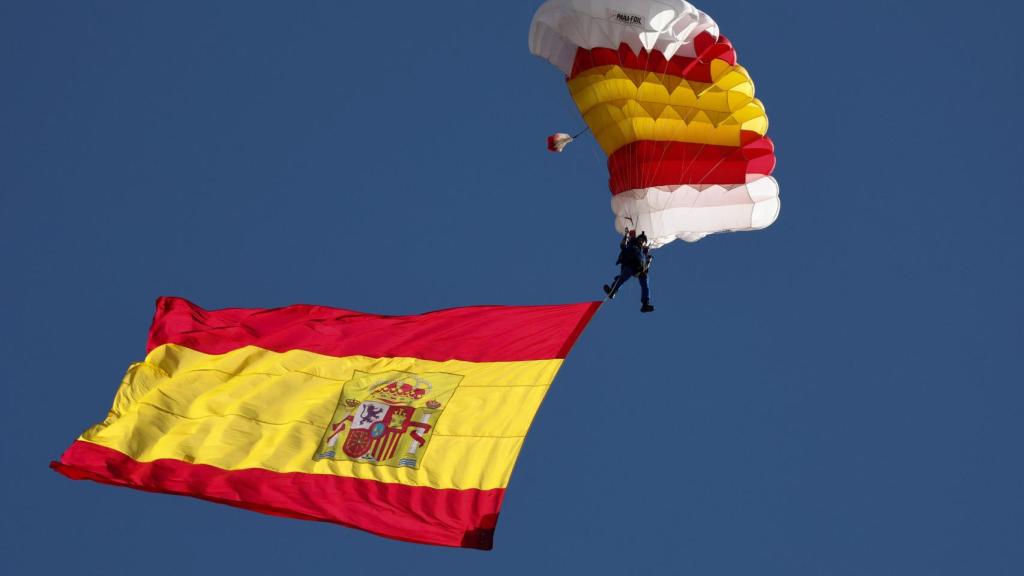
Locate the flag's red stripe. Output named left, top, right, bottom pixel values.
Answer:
left=147, top=297, right=601, bottom=362
left=608, top=137, right=775, bottom=194
left=569, top=33, right=736, bottom=83
left=51, top=441, right=503, bottom=550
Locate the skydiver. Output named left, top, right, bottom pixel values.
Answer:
left=603, top=229, right=655, bottom=313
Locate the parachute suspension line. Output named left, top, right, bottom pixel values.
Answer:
left=624, top=31, right=674, bottom=238
left=616, top=30, right=738, bottom=245
left=634, top=31, right=705, bottom=243
left=557, top=14, right=669, bottom=241
left=559, top=11, right=620, bottom=240
left=611, top=38, right=636, bottom=232
left=561, top=12, right=619, bottom=215
left=637, top=35, right=665, bottom=239
left=647, top=39, right=701, bottom=242
left=562, top=14, right=609, bottom=184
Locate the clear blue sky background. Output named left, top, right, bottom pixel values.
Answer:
left=3, top=1, right=1023, bottom=574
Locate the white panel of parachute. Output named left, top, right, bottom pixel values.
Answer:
left=530, top=0, right=780, bottom=248
left=530, top=0, right=720, bottom=74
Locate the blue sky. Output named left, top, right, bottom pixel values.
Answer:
left=3, top=1, right=1023, bottom=574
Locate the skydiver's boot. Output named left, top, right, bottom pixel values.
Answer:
left=640, top=300, right=655, bottom=313
left=603, top=278, right=620, bottom=300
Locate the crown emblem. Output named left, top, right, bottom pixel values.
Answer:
left=372, top=379, right=430, bottom=403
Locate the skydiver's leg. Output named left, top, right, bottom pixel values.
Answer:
left=617, top=265, right=636, bottom=293
left=604, top=275, right=623, bottom=298
left=638, top=274, right=650, bottom=304
left=639, top=274, right=654, bottom=313
left=604, top=265, right=631, bottom=298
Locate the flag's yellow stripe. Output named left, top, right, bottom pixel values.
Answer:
left=81, top=344, right=563, bottom=491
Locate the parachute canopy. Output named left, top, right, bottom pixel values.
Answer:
left=530, top=0, right=779, bottom=246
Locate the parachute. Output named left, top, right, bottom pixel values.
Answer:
left=547, top=132, right=575, bottom=152
left=530, top=0, right=779, bottom=247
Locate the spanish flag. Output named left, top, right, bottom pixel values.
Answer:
left=52, top=297, right=600, bottom=549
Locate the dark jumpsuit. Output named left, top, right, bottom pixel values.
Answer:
left=606, top=236, right=651, bottom=303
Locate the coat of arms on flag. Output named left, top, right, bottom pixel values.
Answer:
left=315, top=371, right=462, bottom=469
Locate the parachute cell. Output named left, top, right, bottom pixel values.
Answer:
left=530, top=0, right=779, bottom=247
